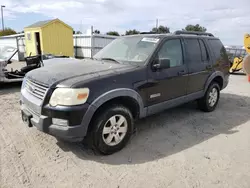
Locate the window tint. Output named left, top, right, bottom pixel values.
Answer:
left=208, top=39, right=227, bottom=60
left=199, top=39, right=209, bottom=61
left=185, top=39, right=202, bottom=62
left=157, top=39, right=183, bottom=68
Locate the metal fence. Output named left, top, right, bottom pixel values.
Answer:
left=73, top=34, right=117, bottom=59
left=0, top=33, right=117, bottom=61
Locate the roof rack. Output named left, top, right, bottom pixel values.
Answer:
left=139, top=31, right=157, bottom=34
left=174, top=30, right=214, bottom=37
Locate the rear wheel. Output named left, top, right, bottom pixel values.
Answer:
left=198, top=82, right=220, bottom=112
left=89, top=105, right=133, bottom=155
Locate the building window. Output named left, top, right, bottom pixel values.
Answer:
left=27, top=32, right=31, bottom=41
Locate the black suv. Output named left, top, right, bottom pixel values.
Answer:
left=20, top=31, right=230, bottom=155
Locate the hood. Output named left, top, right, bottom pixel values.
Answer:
left=26, top=59, right=136, bottom=87
left=43, top=58, right=81, bottom=66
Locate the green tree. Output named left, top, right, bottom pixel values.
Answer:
left=94, top=30, right=100, bottom=34
left=106, top=31, right=120, bottom=36
left=183, top=24, right=207, bottom=32
left=0, top=28, right=17, bottom=37
left=125, top=29, right=140, bottom=35
left=151, top=25, right=170, bottom=33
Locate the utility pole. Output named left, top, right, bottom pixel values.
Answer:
left=1, top=5, right=5, bottom=31
left=90, top=25, right=94, bottom=59
left=156, top=18, right=159, bottom=33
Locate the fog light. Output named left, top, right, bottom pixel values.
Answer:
left=52, top=118, right=68, bottom=127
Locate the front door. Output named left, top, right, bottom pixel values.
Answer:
left=183, top=38, right=213, bottom=94
left=146, top=38, right=188, bottom=107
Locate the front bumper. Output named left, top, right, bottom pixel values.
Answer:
left=20, top=99, right=91, bottom=142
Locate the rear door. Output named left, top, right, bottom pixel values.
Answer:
left=184, top=38, right=213, bottom=94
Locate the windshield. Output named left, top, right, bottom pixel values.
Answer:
left=0, top=46, right=17, bottom=61
left=94, top=36, right=160, bottom=65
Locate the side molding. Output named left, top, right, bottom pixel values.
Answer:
left=147, top=91, right=203, bottom=116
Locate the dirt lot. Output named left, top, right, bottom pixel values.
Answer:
left=0, top=75, right=250, bottom=188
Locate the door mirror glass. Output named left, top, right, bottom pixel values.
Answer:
left=153, top=58, right=171, bottom=70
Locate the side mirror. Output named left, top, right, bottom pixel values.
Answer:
left=153, top=58, right=171, bottom=70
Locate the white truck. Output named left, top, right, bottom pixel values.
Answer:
left=0, top=46, right=80, bottom=83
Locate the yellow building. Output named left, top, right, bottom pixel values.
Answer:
left=24, top=19, right=74, bottom=57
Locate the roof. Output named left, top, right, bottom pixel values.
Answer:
left=0, top=33, right=25, bottom=38
left=225, top=45, right=244, bottom=49
left=24, top=19, right=73, bottom=30
left=25, top=20, right=54, bottom=28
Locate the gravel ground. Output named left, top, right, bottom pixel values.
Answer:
left=0, top=75, right=250, bottom=188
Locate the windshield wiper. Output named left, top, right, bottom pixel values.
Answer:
left=100, top=57, right=120, bottom=64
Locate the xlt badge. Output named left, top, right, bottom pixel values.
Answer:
left=150, top=93, right=161, bottom=99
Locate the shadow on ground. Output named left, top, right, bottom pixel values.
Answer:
left=57, top=93, right=250, bottom=165
left=0, top=82, right=22, bottom=96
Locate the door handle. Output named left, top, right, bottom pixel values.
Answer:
left=178, top=70, right=186, bottom=75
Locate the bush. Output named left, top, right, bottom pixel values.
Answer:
left=0, top=28, right=17, bottom=37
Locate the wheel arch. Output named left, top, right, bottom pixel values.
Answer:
left=80, top=88, right=145, bottom=137
left=204, top=71, right=224, bottom=93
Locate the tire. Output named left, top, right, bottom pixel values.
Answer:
left=198, top=82, right=220, bottom=112
left=89, top=105, right=134, bottom=155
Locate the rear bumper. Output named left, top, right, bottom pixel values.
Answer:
left=20, top=99, right=92, bottom=142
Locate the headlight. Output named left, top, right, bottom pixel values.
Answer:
left=49, top=88, right=89, bottom=106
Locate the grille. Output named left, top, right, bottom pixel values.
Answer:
left=25, top=79, right=48, bottom=100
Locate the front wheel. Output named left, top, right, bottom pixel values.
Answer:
left=198, top=82, right=220, bottom=112
left=90, top=105, right=134, bottom=155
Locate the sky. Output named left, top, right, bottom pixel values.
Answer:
left=0, top=0, right=249, bottom=46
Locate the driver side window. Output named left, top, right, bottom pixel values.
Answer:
left=157, top=39, right=183, bottom=68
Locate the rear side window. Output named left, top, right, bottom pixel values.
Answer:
left=208, top=39, right=228, bottom=60
left=199, top=39, right=209, bottom=61
left=184, top=39, right=202, bottom=62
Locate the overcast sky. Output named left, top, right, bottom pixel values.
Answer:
left=1, top=0, right=249, bottom=45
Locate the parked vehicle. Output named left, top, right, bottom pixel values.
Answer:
left=225, top=33, right=250, bottom=74
left=0, top=46, right=23, bottom=83
left=20, top=31, right=230, bottom=155
left=0, top=46, right=79, bottom=83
